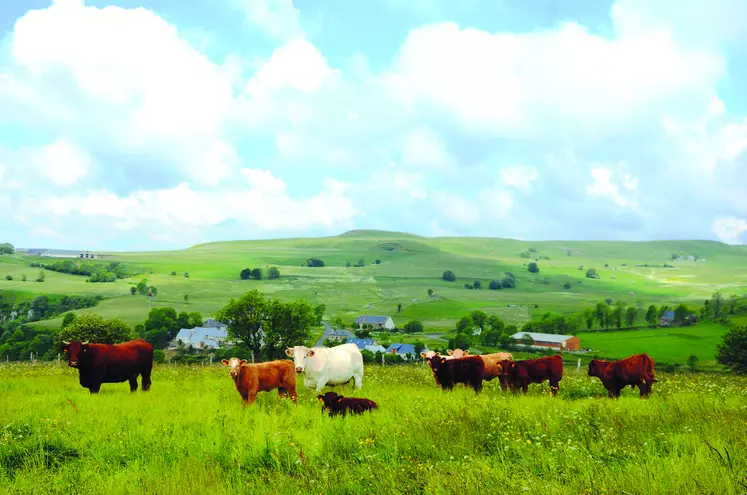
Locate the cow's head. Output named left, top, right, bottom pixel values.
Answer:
left=285, top=346, right=315, bottom=373
left=499, top=359, right=515, bottom=376
left=587, top=359, right=607, bottom=377
left=317, top=391, right=341, bottom=409
left=421, top=350, right=438, bottom=361
left=221, top=357, right=247, bottom=379
left=61, top=340, right=89, bottom=368
left=426, top=355, right=447, bottom=373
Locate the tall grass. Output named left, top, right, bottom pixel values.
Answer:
left=2, top=362, right=746, bottom=494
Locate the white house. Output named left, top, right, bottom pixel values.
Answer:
left=355, top=315, right=395, bottom=330
left=173, top=327, right=231, bottom=350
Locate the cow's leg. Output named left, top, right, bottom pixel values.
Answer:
left=521, top=383, right=529, bottom=395
left=314, top=377, right=329, bottom=392
left=549, top=380, right=559, bottom=397
left=288, top=385, right=298, bottom=405
left=499, top=376, right=508, bottom=392
left=277, top=387, right=287, bottom=398
left=129, top=374, right=139, bottom=392
left=89, top=382, right=102, bottom=394
left=140, top=367, right=152, bottom=392
left=353, top=369, right=363, bottom=389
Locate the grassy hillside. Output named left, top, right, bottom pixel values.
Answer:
left=1, top=363, right=746, bottom=494
left=2, top=230, right=746, bottom=363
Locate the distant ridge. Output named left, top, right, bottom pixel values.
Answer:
left=337, top=229, right=424, bottom=238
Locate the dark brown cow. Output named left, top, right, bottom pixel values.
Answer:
left=426, top=355, right=485, bottom=394
left=500, top=354, right=564, bottom=397
left=588, top=353, right=658, bottom=398
left=317, top=391, right=378, bottom=417
left=221, top=357, right=298, bottom=407
left=62, top=339, right=153, bottom=394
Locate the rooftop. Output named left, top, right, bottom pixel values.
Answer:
left=355, top=315, right=392, bottom=324
left=510, top=332, right=576, bottom=343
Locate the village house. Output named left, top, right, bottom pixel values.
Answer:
left=345, top=338, right=387, bottom=354
left=386, top=343, right=418, bottom=360
left=354, top=315, right=395, bottom=330
left=510, top=331, right=581, bottom=351
left=172, top=327, right=232, bottom=350
left=660, top=310, right=675, bottom=326
left=326, top=329, right=356, bottom=343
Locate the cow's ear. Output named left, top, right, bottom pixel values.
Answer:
left=447, top=349, right=454, bottom=355
left=220, top=359, right=229, bottom=366
left=464, top=350, right=470, bottom=355
left=439, top=357, right=446, bottom=364
left=63, top=348, right=68, bottom=354
left=317, top=395, right=324, bottom=401
left=420, top=352, right=427, bottom=358
left=307, top=350, right=315, bottom=358
left=239, top=359, right=247, bottom=366
left=510, top=362, right=516, bottom=368
left=337, top=396, right=344, bottom=402
left=285, top=348, right=294, bottom=357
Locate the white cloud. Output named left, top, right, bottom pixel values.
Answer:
left=30, top=226, right=58, bottom=237
left=30, top=139, right=90, bottom=186
left=498, top=166, right=539, bottom=194
left=712, top=217, right=747, bottom=244
left=400, top=127, right=453, bottom=170
left=432, top=191, right=481, bottom=225
left=234, top=0, right=302, bottom=41
left=19, top=169, right=356, bottom=234
left=586, top=166, right=639, bottom=209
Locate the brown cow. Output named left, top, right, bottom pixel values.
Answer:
left=426, top=355, right=485, bottom=394
left=317, top=391, right=378, bottom=417
left=62, top=339, right=153, bottom=394
left=588, top=353, right=658, bottom=398
left=500, top=354, right=564, bottom=397
left=221, top=357, right=298, bottom=407
left=479, top=352, right=514, bottom=391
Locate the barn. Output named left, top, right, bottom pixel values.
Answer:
left=510, top=331, right=581, bottom=351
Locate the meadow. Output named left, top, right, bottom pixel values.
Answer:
left=1, top=362, right=746, bottom=494
left=2, top=229, right=747, bottom=365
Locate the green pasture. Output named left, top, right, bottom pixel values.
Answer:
left=1, top=363, right=746, bottom=494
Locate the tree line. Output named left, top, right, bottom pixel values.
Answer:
left=27, top=260, right=141, bottom=283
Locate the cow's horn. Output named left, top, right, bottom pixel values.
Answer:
left=62, top=340, right=69, bottom=345
left=82, top=340, right=89, bottom=345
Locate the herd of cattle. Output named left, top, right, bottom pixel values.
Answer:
left=59, top=339, right=658, bottom=417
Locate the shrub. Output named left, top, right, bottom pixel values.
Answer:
left=442, top=270, right=456, bottom=282
left=5, top=275, right=12, bottom=281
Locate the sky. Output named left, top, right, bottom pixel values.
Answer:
left=0, top=0, right=746, bottom=251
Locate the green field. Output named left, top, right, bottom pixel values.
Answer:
left=1, top=362, right=746, bottom=494
left=2, top=230, right=746, bottom=364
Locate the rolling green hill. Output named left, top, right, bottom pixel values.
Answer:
left=2, top=230, right=746, bottom=366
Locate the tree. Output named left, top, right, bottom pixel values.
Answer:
left=586, top=268, right=599, bottom=279
left=645, top=305, right=658, bottom=327
left=456, top=316, right=473, bottom=334
left=216, top=290, right=269, bottom=361
left=313, top=304, right=326, bottom=326
left=449, top=332, right=471, bottom=350
left=427, top=289, right=433, bottom=297
left=563, top=282, right=572, bottom=290
left=375, top=259, right=381, bottom=264
left=59, top=313, right=135, bottom=344
left=268, top=267, right=280, bottom=279
left=356, top=259, right=365, bottom=267
left=171, top=270, right=177, bottom=276
left=184, top=294, right=189, bottom=303
left=488, top=280, right=501, bottom=290
left=469, top=310, right=488, bottom=330
left=487, top=314, right=505, bottom=332
left=595, top=301, right=610, bottom=330
left=263, top=298, right=313, bottom=359
left=687, top=354, right=699, bottom=372
left=250, top=268, right=262, bottom=280
left=137, top=278, right=149, bottom=295
left=403, top=320, right=423, bottom=333
left=0, top=243, right=14, bottom=254
left=611, top=302, right=625, bottom=329
left=306, top=258, right=325, bottom=267
left=355, top=329, right=371, bottom=338
left=130, top=286, right=137, bottom=295
left=716, top=325, right=747, bottom=373
left=144, top=308, right=180, bottom=339
left=711, top=292, right=724, bottom=319
left=5, top=275, right=12, bottom=281
left=442, top=270, right=456, bottom=282
left=184, top=272, right=189, bottom=278
left=150, top=286, right=158, bottom=297
left=582, top=308, right=594, bottom=330
left=36, top=270, right=45, bottom=283
left=674, top=304, right=691, bottom=325
left=413, top=341, right=425, bottom=355
left=22, top=274, right=27, bottom=281
left=519, top=333, right=535, bottom=349
left=397, top=303, right=402, bottom=313
left=625, top=306, right=638, bottom=327
left=729, top=294, right=738, bottom=315
left=473, top=280, right=482, bottom=290
left=527, top=262, right=539, bottom=273
left=61, top=313, right=77, bottom=329
left=240, top=268, right=252, bottom=280
left=482, top=330, right=501, bottom=347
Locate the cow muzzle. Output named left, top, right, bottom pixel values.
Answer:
left=69, top=361, right=78, bottom=367
left=296, top=366, right=303, bottom=373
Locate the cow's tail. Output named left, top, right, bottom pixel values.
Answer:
left=645, top=355, right=657, bottom=383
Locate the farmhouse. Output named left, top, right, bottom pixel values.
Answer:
left=386, top=343, right=417, bottom=360
left=660, top=310, right=675, bottom=326
left=355, top=315, right=395, bottom=330
left=203, top=318, right=228, bottom=330
left=326, top=329, right=356, bottom=343
left=173, top=327, right=231, bottom=349
left=510, top=331, right=581, bottom=351
left=346, top=338, right=387, bottom=354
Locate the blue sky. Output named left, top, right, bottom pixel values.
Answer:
left=1, top=0, right=746, bottom=251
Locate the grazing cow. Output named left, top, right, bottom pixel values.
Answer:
left=62, top=339, right=153, bottom=394
left=426, top=355, right=485, bottom=394
left=285, top=343, right=364, bottom=391
left=479, top=352, right=514, bottom=391
left=588, top=353, right=658, bottom=398
left=500, top=354, right=564, bottom=397
left=317, top=391, right=377, bottom=417
left=221, top=357, right=298, bottom=407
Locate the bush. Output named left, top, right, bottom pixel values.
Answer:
left=563, top=282, right=572, bottom=289
left=153, top=350, right=166, bottom=363
left=267, top=267, right=280, bottom=279
left=5, top=275, right=12, bottom=281
left=527, top=262, right=539, bottom=274
left=586, top=268, right=599, bottom=279
left=171, top=271, right=176, bottom=276
left=307, top=258, right=325, bottom=267
left=716, top=325, right=747, bottom=373
left=442, top=270, right=456, bottom=282
left=488, top=280, right=501, bottom=290
left=403, top=320, right=424, bottom=333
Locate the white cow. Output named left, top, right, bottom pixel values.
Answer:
left=285, top=343, right=364, bottom=391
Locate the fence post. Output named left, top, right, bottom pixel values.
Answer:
left=57, top=353, right=60, bottom=365
left=576, top=358, right=581, bottom=374
left=251, top=354, right=255, bottom=364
